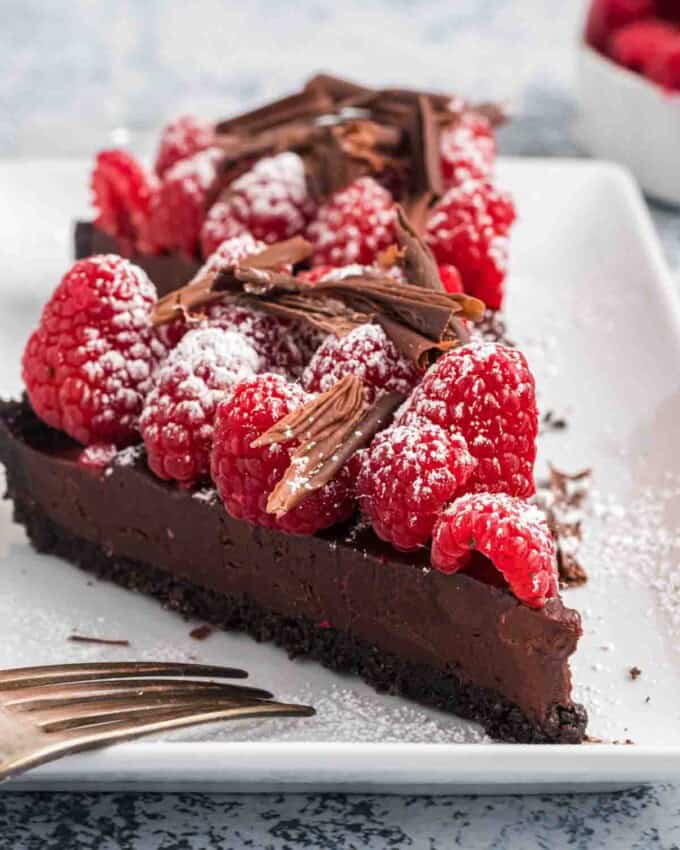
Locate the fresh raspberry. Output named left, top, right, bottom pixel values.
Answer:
left=154, top=115, right=215, bottom=178
left=438, top=264, right=464, bottom=294
left=431, top=493, right=558, bottom=608
left=426, top=180, right=516, bottom=310
left=205, top=303, right=309, bottom=377
left=150, top=147, right=223, bottom=257
left=440, top=113, right=495, bottom=187
left=140, top=328, right=259, bottom=483
left=302, top=323, right=420, bottom=404
left=608, top=19, right=678, bottom=72
left=398, top=342, right=538, bottom=498
left=356, top=423, right=475, bottom=551
left=210, top=374, right=356, bottom=534
left=200, top=153, right=315, bottom=257
left=307, top=177, right=397, bottom=267
left=585, top=0, right=654, bottom=52
left=22, top=255, right=167, bottom=447
left=91, top=150, right=158, bottom=253
left=646, top=32, right=680, bottom=90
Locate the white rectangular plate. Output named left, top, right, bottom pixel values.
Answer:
left=1, top=158, right=680, bottom=793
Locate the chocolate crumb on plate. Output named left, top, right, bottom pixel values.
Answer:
left=534, top=465, right=592, bottom=588
left=541, top=410, right=568, bottom=432
left=68, top=633, right=130, bottom=647
left=629, top=666, right=642, bottom=680
left=189, top=624, right=214, bottom=641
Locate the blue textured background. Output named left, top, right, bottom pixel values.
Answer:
left=1, top=0, right=680, bottom=846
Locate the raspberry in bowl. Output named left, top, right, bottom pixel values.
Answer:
left=578, top=0, right=680, bottom=205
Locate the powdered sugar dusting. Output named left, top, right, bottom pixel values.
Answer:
left=200, top=152, right=315, bottom=254
left=303, top=322, right=419, bottom=403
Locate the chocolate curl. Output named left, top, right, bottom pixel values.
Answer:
left=151, top=237, right=313, bottom=326
left=253, top=375, right=404, bottom=516
left=395, top=205, right=442, bottom=292
left=313, top=276, right=484, bottom=340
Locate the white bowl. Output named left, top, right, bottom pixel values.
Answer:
left=576, top=43, right=680, bottom=206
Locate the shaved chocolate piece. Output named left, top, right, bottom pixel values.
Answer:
left=255, top=375, right=367, bottom=516
left=402, top=191, right=434, bottom=237
left=216, top=87, right=334, bottom=136
left=152, top=237, right=482, bottom=366
left=254, top=375, right=405, bottom=517
left=534, top=466, right=592, bottom=588
left=189, top=624, right=214, bottom=640
left=417, top=94, right=444, bottom=198
left=247, top=293, right=370, bottom=338
left=629, top=666, right=642, bottom=681
left=395, top=205, right=443, bottom=292
left=68, top=634, right=130, bottom=647
left=314, top=275, right=484, bottom=339
left=152, top=237, right=313, bottom=325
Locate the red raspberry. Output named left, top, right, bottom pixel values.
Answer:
left=431, top=493, right=558, bottom=608
left=140, top=328, right=259, bottom=483
left=91, top=150, right=158, bottom=254
left=426, top=180, right=516, bottom=310
left=154, top=115, right=215, bottom=178
left=398, top=342, right=538, bottom=498
left=438, top=264, right=464, bottom=294
left=585, top=0, right=654, bottom=51
left=210, top=374, right=356, bottom=534
left=205, top=303, right=309, bottom=378
left=200, top=153, right=315, bottom=257
left=22, top=255, right=167, bottom=447
left=440, top=113, right=495, bottom=187
left=307, top=177, right=397, bottom=267
left=646, top=32, right=680, bottom=90
left=608, top=19, right=678, bottom=72
left=302, top=323, right=420, bottom=404
left=150, top=147, right=223, bottom=257
left=356, top=422, right=475, bottom=551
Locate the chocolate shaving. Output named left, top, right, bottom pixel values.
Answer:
left=395, top=205, right=443, bottom=292
left=152, top=239, right=484, bottom=368
left=152, top=237, right=313, bottom=325
left=189, top=624, right=214, bottom=641
left=210, top=74, right=499, bottom=209
left=68, top=634, right=130, bottom=647
left=253, top=375, right=404, bottom=516
left=417, top=94, right=444, bottom=198
left=534, top=465, right=592, bottom=588
left=629, top=666, right=642, bottom=681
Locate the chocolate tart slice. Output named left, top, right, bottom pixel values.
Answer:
left=0, top=398, right=587, bottom=744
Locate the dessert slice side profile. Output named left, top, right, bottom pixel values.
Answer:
left=0, top=75, right=588, bottom=743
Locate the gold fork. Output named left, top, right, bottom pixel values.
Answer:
left=0, top=661, right=314, bottom=781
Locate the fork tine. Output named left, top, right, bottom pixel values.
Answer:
left=58, top=700, right=315, bottom=745
left=1, top=701, right=315, bottom=781
left=0, top=661, right=247, bottom=688
left=7, top=679, right=273, bottom=710
left=37, top=696, right=253, bottom=732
